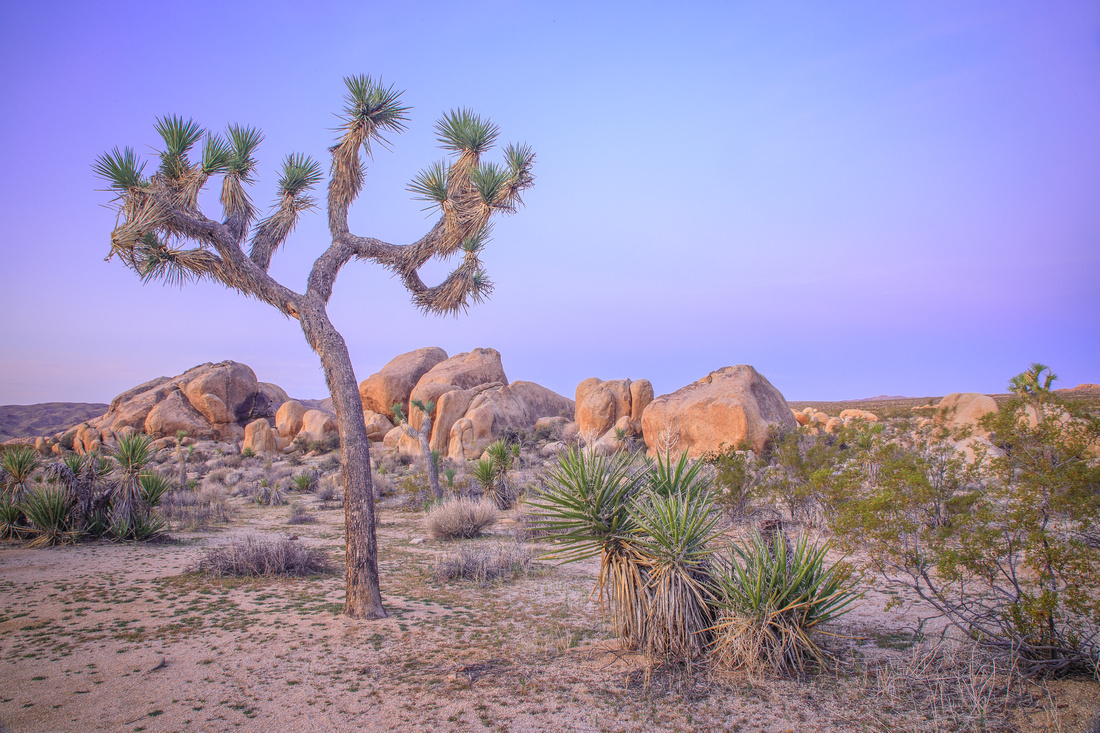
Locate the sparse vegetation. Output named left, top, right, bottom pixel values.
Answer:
left=434, top=541, right=535, bottom=585
left=426, top=498, right=499, bottom=541
left=197, top=535, right=330, bottom=577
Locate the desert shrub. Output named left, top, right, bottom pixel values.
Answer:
left=213, top=454, right=244, bottom=469
left=833, top=364, right=1100, bottom=677
left=434, top=541, right=535, bottom=585
left=316, top=482, right=338, bottom=504
left=241, top=447, right=256, bottom=458
left=161, top=488, right=233, bottom=531
left=860, top=636, right=1033, bottom=732
left=709, top=530, right=858, bottom=677
left=532, top=424, right=556, bottom=443
left=702, top=445, right=759, bottom=520
left=478, top=439, right=516, bottom=509
left=372, top=471, right=393, bottom=498
left=287, top=502, right=316, bottom=525
left=426, top=497, right=499, bottom=540
left=318, top=455, right=341, bottom=472
left=206, top=467, right=231, bottom=485
left=198, top=535, right=330, bottom=577
left=138, top=472, right=172, bottom=507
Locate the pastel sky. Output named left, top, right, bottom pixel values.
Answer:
left=1, top=1, right=1097, bottom=405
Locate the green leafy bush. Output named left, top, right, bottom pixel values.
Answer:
left=833, top=365, right=1100, bottom=676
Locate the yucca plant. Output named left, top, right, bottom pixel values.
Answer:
left=139, top=473, right=172, bottom=507
left=527, top=447, right=650, bottom=648
left=470, top=457, right=496, bottom=496
left=109, top=433, right=155, bottom=531
left=292, top=471, right=319, bottom=493
left=22, top=486, right=78, bottom=547
left=482, top=439, right=515, bottom=508
left=631, top=489, right=721, bottom=660
left=709, top=530, right=858, bottom=677
left=46, top=452, right=110, bottom=532
left=2, top=445, right=41, bottom=503
left=646, top=450, right=711, bottom=498
left=0, top=497, right=25, bottom=540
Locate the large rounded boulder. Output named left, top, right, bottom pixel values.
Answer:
left=934, top=393, right=999, bottom=434
left=358, top=347, right=448, bottom=421
left=640, top=365, right=796, bottom=457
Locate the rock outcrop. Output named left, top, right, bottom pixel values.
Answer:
left=363, top=410, right=394, bottom=442
left=640, top=365, right=796, bottom=457
left=447, top=381, right=575, bottom=459
left=934, top=393, right=999, bottom=434
left=62, top=361, right=282, bottom=449
left=358, top=347, right=448, bottom=420
left=575, top=377, right=652, bottom=448
left=275, top=400, right=309, bottom=440
left=299, top=410, right=338, bottom=443
left=243, top=418, right=278, bottom=455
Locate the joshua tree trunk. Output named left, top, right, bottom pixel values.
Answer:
left=300, top=304, right=385, bottom=618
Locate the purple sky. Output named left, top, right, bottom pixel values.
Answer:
left=1, top=1, right=1097, bottom=405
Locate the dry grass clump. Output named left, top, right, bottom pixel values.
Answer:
left=160, top=488, right=233, bottom=531
left=434, top=541, right=535, bottom=585
left=287, top=502, right=316, bottom=525
left=198, top=535, right=330, bottom=577
left=860, top=637, right=1037, bottom=731
left=426, top=497, right=499, bottom=541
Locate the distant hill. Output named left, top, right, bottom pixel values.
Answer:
left=0, top=402, right=108, bottom=442
left=851, top=395, right=912, bottom=402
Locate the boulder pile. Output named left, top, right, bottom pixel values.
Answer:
left=38, top=361, right=286, bottom=455
left=363, top=348, right=574, bottom=460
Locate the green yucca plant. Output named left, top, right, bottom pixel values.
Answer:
left=292, top=471, right=319, bottom=492
left=646, top=450, right=711, bottom=498
left=630, top=489, right=721, bottom=660
left=138, top=473, right=172, bottom=507
left=709, top=530, right=858, bottom=677
left=22, top=486, right=78, bottom=547
left=482, top=439, right=515, bottom=508
left=0, top=497, right=25, bottom=540
left=527, top=447, right=650, bottom=648
left=108, top=433, right=158, bottom=538
left=2, top=445, right=41, bottom=503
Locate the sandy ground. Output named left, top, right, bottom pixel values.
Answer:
left=2, top=495, right=1098, bottom=733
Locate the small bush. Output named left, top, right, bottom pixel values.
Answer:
left=161, top=488, right=233, bottom=531
left=426, top=498, right=499, bottom=541
left=434, top=541, right=535, bottom=585
left=198, top=535, right=330, bottom=576
left=316, top=483, right=338, bottom=504
left=287, top=502, right=316, bottom=525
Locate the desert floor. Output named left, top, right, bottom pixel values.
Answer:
left=1, top=494, right=1098, bottom=733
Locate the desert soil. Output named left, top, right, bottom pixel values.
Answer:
left=2, top=490, right=1098, bottom=733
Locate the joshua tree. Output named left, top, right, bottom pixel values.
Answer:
left=392, top=399, right=443, bottom=501
left=94, top=76, right=535, bottom=618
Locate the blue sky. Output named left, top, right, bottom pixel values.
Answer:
left=1, top=1, right=1097, bottom=404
